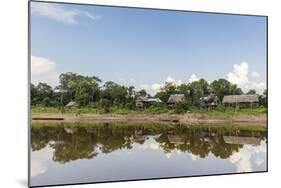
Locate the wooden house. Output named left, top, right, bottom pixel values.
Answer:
left=167, top=94, right=185, bottom=107
left=135, top=97, right=162, bottom=109
left=222, top=94, right=259, bottom=109
left=223, top=136, right=261, bottom=146
left=200, top=94, right=219, bottom=110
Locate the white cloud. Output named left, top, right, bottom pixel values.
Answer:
left=151, top=83, right=164, bottom=91
left=31, top=55, right=59, bottom=86
left=251, top=82, right=266, bottom=94
left=189, top=153, right=199, bottom=161
left=229, top=141, right=267, bottom=173
left=229, top=148, right=252, bottom=172
left=31, top=160, right=47, bottom=177
left=252, top=71, right=260, bottom=78
left=139, top=76, right=182, bottom=95
left=255, top=158, right=264, bottom=166
left=31, top=2, right=100, bottom=24
left=165, top=76, right=182, bottom=85
left=188, top=74, right=200, bottom=83
left=139, top=84, right=150, bottom=90
left=139, top=74, right=200, bottom=95
left=227, top=62, right=249, bottom=88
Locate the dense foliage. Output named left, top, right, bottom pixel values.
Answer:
left=31, top=72, right=267, bottom=111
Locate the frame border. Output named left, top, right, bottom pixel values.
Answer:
left=28, top=1, right=268, bottom=187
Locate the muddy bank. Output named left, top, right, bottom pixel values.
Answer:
left=31, top=113, right=266, bottom=126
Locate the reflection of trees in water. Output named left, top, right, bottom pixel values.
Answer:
left=155, top=128, right=241, bottom=159
left=31, top=123, right=266, bottom=163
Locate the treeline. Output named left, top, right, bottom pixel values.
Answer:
left=31, top=72, right=267, bottom=109
left=31, top=124, right=266, bottom=163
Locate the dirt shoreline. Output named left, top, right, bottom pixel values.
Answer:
left=31, top=113, right=266, bottom=126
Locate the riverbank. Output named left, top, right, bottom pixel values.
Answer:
left=31, top=112, right=266, bottom=126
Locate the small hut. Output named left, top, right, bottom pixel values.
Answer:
left=65, top=101, right=79, bottom=108
left=135, top=97, right=162, bottom=109
left=167, top=94, right=185, bottom=107
left=222, top=94, right=259, bottom=109
left=200, top=94, right=219, bottom=110
left=223, top=136, right=261, bottom=146
left=135, top=97, right=149, bottom=109
left=167, top=135, right=185, bottom=145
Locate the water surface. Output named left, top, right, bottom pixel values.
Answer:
left=30, top=122, right=267, bottom=187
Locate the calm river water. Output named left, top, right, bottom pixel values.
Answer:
left=30, top=122, right=267, bottom=187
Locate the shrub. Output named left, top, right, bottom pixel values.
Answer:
left=174, top=101, right=191, bottom=114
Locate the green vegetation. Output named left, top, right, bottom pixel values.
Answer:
left=31, top=72, right=267, bottom=114
left=31, top=122, right=266, bottom=163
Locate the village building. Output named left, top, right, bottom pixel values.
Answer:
left=135, top=97, right=162, bottom=109
left=167, top=94, right=185, bottom=107
left=223, top=136, right=261, bottom=146
left=200, top=94, right=220, bottom=110
left=167, top=135, right=185, bottom=145
left=222, top=94, right=259, bottom=109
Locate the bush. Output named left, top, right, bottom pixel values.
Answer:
left=144, top=105, right=168, bottom=114
left=174, top=101, right=191, bottom=114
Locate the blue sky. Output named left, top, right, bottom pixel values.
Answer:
left=30, top=1, right=267, bottom=94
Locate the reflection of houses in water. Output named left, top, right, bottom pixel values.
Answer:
left=133, top=129, right=147, bottom=143
left=167, top=135, right=186, bottom=146
left=223, top=136, right=261, bottom=146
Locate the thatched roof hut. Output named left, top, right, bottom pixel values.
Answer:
left=136, top=97, right=162, bottom=109
left=222, top=94, right=259, bottom=108
left=223, top=136, right=261, bottom=146
left=222, top=94, right=258, bottom=103
left=135, top=97, right=149, bottom=109
left=65, top=101, right=79, bottom=108
left=167, top=94, right=185, bottom=105
left=168, top=135, right=185, bottom=145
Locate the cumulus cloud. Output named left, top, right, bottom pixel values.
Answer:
left=31, top=160, right=47, bottom=177
left=31, top=55, right=59, bottom=86
left=252, top=71, right=260, bottom=78
left=139, top=74, right=201, bottom=95
left=227, top=62, right=249, bottom=88
left=229, top=142, right=267, bottom=173
left=226, top=62, right=266, bottom=94
left=151, top=83, right=164, bottom=91
left=31, top=2, right=100, bottom=24
left=251, top=82, right=266, bottom=94
left=188, top=74, right=200, bottom=83
left=229, top=148, right=252, bottom=172
left=166, top=76, right=182, bottom=85
left=139, top=76, right=183, bottom=95
left=189, top=153, right=199, bottom=161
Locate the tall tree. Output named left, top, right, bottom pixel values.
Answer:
left=210, top=79, right=242, bottom=101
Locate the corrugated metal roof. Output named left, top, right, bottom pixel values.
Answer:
left=147, top=98, right=162, bottom=103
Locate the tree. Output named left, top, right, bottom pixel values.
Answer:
left=259, top=89, right=267, bottom=107
left=247, top=89, right=256, bottom=95
left=155, top=82, right=177, bottom=103
left=57, top=72, right=102, bottom=106
left=100, top=81, right=128, bottom=107
left=137, top=89, right=147, bottom=97
left=187, top=79, right=210, bottom=105
left=31, top=82, right=55, bottom=106
left=210, top=79, right=242, bottom=101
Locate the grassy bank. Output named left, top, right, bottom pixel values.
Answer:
left=31, top=106, right=267, bottom=116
